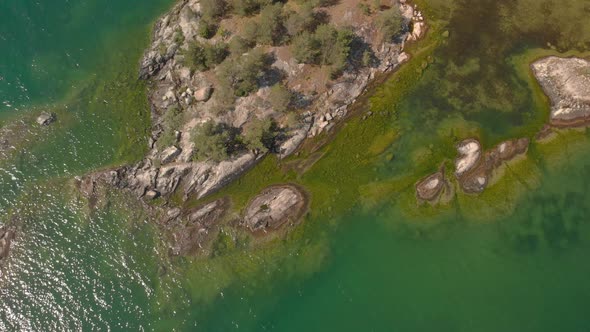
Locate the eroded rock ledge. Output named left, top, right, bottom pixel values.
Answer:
left=532, top=56, right=590, bottom=127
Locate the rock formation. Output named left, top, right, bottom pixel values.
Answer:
left=415, top=167, right=450, bottom=203
left=531, top=56, right=590, bottom=127
left=244, top=186, right=306, bottom=233
left=36, top=112, right=56, bottom=126
left=455, top=138, right=529, bottom=194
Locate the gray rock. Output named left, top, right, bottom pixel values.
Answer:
left=36, top=112, right=56, bottom=126
left=531, top=56, right=590, bottom=126
left=160, top=146, right=182, bottom=164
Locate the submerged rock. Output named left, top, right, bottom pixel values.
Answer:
left=244, top=185, right=306, bottom=233
left=36, top=112, right=56, bottom=126
left=531, top=56, right=590, bottom=127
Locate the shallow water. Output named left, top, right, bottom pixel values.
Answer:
left=1, top=0, right=590, bottom=330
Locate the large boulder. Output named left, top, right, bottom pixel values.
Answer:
left=244, top=185, right=306, bottom=233
left=36, top=112, right=56, bottom=126
left=194, top=86, right=213, bottom=102
left=531, top=56, right=590, bottom=127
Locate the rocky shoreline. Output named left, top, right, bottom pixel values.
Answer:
left=74, top=0, right=429, bottom=255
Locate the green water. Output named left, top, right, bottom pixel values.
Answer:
left=2, top=0, right=590, bottom=330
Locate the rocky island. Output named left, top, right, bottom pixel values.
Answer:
left=79, top=0, right=427, bottom=255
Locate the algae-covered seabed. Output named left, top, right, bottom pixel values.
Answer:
left=2, top=0, right=590, bottom=330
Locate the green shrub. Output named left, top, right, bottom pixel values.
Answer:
left=243, top=117, right=277, bottom=152
left=229, top=35, right=254, bottom=56
left=285, top=3, right=320, bottom=36
left=291, top=31, right=321, bottom=63
left=217, top=48, right=268, bottom=96
left=291, top=24, right=354, bottom=77
left=182, top=41, right=228, bottom=72
left=241, top=21, right=259, bottom=46
left=257, top=3, right=286, bottom=45
left=376, top=7, right=403, bottom=42
left=191, top=120, right=232, bottom=162
left=230, top=0, right=273, bottom=16
left=197, top=18, right=218, bottom=39
left=268, top=83, right=292, bottom=112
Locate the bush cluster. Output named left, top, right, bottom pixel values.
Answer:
left=291, top=24, right=355, bottom=77
left=182, top=41, right=228, bottom=72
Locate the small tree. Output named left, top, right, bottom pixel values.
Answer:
left=217, top=48, right=268, bottom=96
left=191, top=121, right=231, bottom=162
left=268, top=83, right=292, bottom=112
left=285, top=4, right=319, bottom=36
left=292, top=31, right=321, bottom=63
left=197, top=18, right=218, bottom=39
left=376, top=7, right=403, bottom=42
left=257, top=3, right=286, bottom=45
left=229, top=35, right=254, bottom=56
left=183, top=41, right=228, bottom=72
left=242, top=117, right=276, bottom=153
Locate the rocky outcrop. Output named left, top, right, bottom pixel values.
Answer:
left=455, top=138, right=529, bottom=194
left=532, top=56, right=590, bottom=127
left=244, top=185, right=306, bottom=233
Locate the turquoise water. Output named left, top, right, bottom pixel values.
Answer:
left=2, top=0, right=590, bottom=330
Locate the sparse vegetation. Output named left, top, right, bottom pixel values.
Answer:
left=157, top=107, right=183, bottom=149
